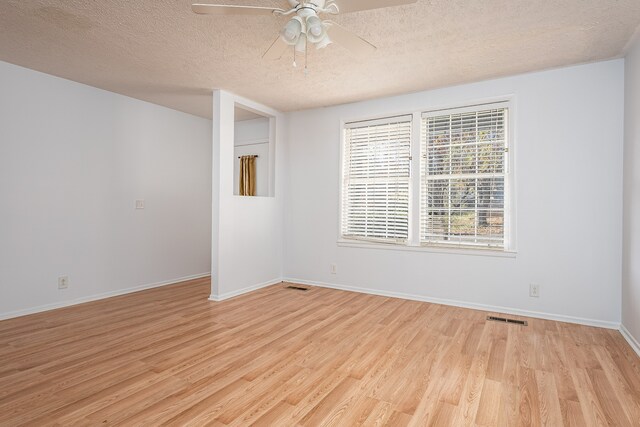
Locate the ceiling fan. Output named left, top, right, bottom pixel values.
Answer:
left=192, top=0, right=417, bottom=70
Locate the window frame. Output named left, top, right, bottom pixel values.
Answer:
left=338, top=97, right=517, bottom=257
left=420, top=101, right=513, bottom=250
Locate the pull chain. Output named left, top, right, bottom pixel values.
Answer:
left=304, top=36, right=309, bottom=76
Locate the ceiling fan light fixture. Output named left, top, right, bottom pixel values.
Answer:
left=305, top=15, right=326, bottom=43
left=315, top=33, right=332, bottom=50
left=281, top=16, right=304, bottom=45
left=294, top=33, right=307, bottom=53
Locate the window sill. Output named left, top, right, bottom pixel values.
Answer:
left=336, top=239, right=517, bottom=258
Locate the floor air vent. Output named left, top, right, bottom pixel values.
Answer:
left=286, top=285, right=309, bottom=291
left=486, top=315, right=528, bottom=326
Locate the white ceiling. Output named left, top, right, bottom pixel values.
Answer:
left=1, top=1, right=639, bottom=119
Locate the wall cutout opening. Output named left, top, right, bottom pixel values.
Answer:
left=233, top=104, right=275, bottom=197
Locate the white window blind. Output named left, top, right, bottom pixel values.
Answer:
left=421, top=105, right=508, bottom=248
left=342, top=116, right=412, bottom=243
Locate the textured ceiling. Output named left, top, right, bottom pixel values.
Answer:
left=1, top=0, right=639, bottom=119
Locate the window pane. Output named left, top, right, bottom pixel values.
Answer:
left=421, top=107, right=508, bottom=248
left=342, top=118, right=411, bottom=242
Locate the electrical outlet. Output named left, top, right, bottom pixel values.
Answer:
left=529, top=283, right=540, bottom=298
left=58, top=276, right=69, bottom=290
left=330, top=264, right=337, bottom=274
left=135, top=199, right=145, bottom=210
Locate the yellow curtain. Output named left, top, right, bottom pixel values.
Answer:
left=239, top=155, right=256, bottom=196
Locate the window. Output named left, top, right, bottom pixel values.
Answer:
left=421, top=105, right=509, bottom=248
left=340, top=101, right=512, bottom=253
left=341, top=116, right=412, bottom=243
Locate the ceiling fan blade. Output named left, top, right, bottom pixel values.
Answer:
left=330, top=0, right=417, bottom=14
left=263, top=36, right=290, bottom=60
left=192, top=4, right=285, bottom=15
left=326, top=21, right=376, bottom=55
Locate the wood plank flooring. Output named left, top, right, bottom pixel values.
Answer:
left=0, top=277, right=639, bottom=426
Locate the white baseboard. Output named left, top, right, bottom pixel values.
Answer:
left=283, top=277, right=621, bottom=330
left=209, top=278, right=282, bottom=302
left=0, top=272, right=211, bottom=321
left=620, top=324, right=640, bottom=357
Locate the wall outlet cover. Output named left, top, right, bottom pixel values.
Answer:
left=529, top=284, right=540, bottom=298
left=58, top=276, right=69, bottom=289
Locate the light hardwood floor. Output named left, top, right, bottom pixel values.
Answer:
left=0, top=277, right=639, bottom=426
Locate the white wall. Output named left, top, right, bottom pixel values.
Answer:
left=284, top=60, right=624, bottom=327
left=211, top=91, right=284, bottom=300
left=234, top=118, right=270, bottom=197
left=235, top=117, right=270, bottom=142
left=623, top=35, right=640, bottom=344
left=0, top=57, right=628, bottom=329
left=0, top=61, right=212, bottom=318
